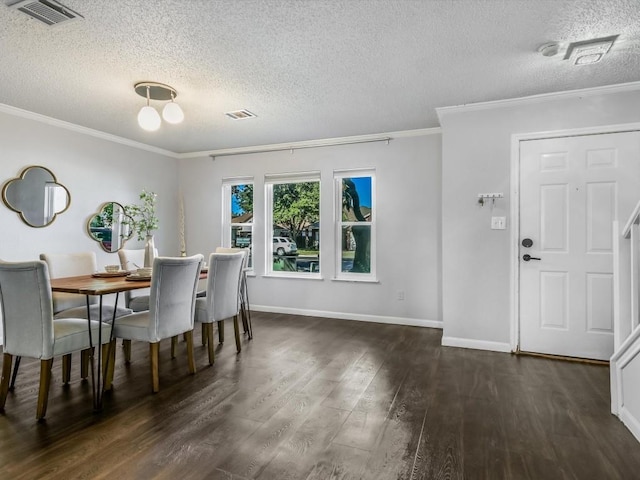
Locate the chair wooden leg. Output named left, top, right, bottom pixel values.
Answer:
left=36, top=358, right=53, bottom=420
left=240, top=302, right=249, bottom=333
left=201, top=323, right=207, bottom=346
left=171, top=336, right=178, bottom=359
left=0, top=353, right=13, bottom=411
left=218, top=320, right=224, bottom=344
left=242, top=278, right=253, bottom=339
left=123, top=340, right=132, bottom=364
left=205, top=323, right=215, bottom=365
left=81, top=349, right=90, bottom=380
left=9, top=355, right=21, bottom=391
left=150, top=343, right=160, bottom=393
left=62, top=353, right=72, bottom=384
left=101, top=344, right=111, bottom=379
left=233, top=315, right=241, bottom=353
left=185, top=330, right=196, bottom=374
left=104, top=339, right=117, bottom=391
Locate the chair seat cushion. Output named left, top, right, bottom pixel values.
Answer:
left=194, top=297, right=210, bottom=324
left=54, top=304, right=132, bottom=322
left=112, top=311, right=152, bottom=342
left=52, top=319, right=112, bottom=357
left=129, top=295, right=150, bottom=312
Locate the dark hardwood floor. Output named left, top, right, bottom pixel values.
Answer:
left=1, top=312, right=639, bottom=479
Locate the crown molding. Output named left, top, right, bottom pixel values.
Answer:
left=177, top=127, right=441, bottom=159
left=0, top=103, right=179, bottom=158
left=436, top=81, right=640, bottom=122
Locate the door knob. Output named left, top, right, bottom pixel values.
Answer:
left=522, top=254, right=541, bottom=261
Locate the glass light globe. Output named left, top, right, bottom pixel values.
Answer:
left=162, top=101, right=184, bottom=124
left=138, top=105, right=161, bottom=131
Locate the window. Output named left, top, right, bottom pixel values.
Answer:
left=222, top=178, right=253, bottom=268
left=265, top=172, right=320, bottom=277
left=335, top=170, right=376, bottom=280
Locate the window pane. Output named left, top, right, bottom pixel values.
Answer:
left=231, top=225, right=252, bottom=267
left=231, top=184, right=253, bottom=219
left=341, top=225, right=371, bottom=273
left=342, top=177, right=372, bottom=222
left=272, top=181, right=320, bottom=274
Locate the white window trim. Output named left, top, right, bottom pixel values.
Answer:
left=222, top=177, right=254, bottom=270
left=264, top=171, right=321, bottom=278
left=334, top=169, right=377, bottom=282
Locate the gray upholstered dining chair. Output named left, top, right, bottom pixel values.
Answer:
left=38, top=252, right=131, bottom=382
left=195, top=252, right=245, bottom=365
left=214, top=247, right=253, bottom=340
left=117, top=248, right=155, bottom=363
left=40, top=252, right=133, bottom=321
left=109, top=255, right=203, bottom=393
left=118, top=248, right=156, bottom=312
left=0, top=260, right=113, bottom=420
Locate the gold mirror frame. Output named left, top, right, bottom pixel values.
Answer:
left=1, top=165, right=71, bottom=228
left=87, top=202, right=134, bottom=253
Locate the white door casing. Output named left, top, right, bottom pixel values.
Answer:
left=519, top=132, right=640, bottom=360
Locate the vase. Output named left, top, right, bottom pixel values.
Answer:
left=144, top=235, right=156, bottom=267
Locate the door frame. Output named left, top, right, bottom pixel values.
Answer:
left=509, top=122, right=640, bottom=353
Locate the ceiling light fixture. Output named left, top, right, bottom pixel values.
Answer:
left=134, top=82, right=184, bottom=131
left=564, top=35, right=618, bottom=66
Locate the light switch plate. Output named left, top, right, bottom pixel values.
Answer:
left=491, top=216, right=506, bottom=230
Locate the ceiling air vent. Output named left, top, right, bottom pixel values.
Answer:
left=8, top=0, right=83, bottom=26
left=225, top=110, right=257, bottom=120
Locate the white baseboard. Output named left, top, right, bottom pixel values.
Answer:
left=250, top=304, right=442, bottom=329
left=441, top=336, right=512, bottom=353
left=619, top=407, right=640, bottom=444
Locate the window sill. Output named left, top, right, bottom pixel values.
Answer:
left=262, top=273, right=323, bottom=280
left=331, top=277, right=379, bottom=284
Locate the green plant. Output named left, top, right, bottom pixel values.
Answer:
left=125, top=189, right=159, bottom=240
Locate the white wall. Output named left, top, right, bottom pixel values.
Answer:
left=0, top=109, right=179, bottom=344
left=440, top=85, right=640, bottom=350
left=179, top=134, right=442, bottom=326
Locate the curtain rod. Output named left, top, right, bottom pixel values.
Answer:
left=210, top=136, right=391, bottom=159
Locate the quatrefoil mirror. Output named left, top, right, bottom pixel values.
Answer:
left=87, top=202, right=134, bottom=253
left=2, top=165, right=70, bottom=228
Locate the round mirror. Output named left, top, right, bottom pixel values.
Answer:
left=2, top=166, right=70, bottom=227
left=87, top=202, right=134, bottom=253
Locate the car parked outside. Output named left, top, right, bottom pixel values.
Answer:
left=273, top=237, right=298, bottom=256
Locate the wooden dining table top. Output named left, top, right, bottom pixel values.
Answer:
left=50, top=272, right=207, bottom=296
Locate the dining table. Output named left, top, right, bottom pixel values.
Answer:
left=50, top=270, right=207, bottom=410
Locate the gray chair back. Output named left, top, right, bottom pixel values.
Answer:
left=148, top=255, right=203, bottom=341
left=204, top=252, right=245, bottom=322
left=39, top=252, right=97, bottom=313
left=0, top=261, right=54, bottom=359
left=118, top=248, right=153, bottom=309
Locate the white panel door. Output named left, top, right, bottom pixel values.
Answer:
left=519, top=132, right=640, bottom=360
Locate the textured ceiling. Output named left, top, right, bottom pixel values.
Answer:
left=0, top=0, right=639, bottom=154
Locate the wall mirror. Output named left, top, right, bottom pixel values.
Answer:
left=87, top=202, right=134, bottom=253
left=2, top=165, right=70, bottom=228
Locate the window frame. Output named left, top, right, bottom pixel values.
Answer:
left=264, top=171, right=322, bottom=279
left=221, top=177, right=254, bottom=270
left=334, top=169, right=377, bottom=282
